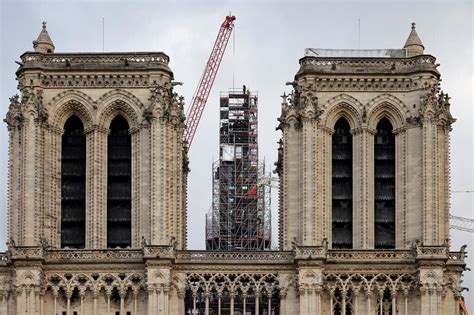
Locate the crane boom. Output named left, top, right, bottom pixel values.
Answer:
left=184, top=15, right=236, bottom=147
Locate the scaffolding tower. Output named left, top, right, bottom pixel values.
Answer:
left=206, top=87, right=271, bottom=250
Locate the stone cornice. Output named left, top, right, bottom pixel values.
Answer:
left=17, top=52, right=171, bottom=75
left=297, top=55, right=439, bottom=78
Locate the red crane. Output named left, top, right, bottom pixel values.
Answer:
left=184, top=15, right=236, bottom=148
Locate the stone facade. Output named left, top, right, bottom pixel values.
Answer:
left=0, top=23, right=467, bottom=315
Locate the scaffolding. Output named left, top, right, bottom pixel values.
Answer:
left=206, top=87, right=271, bottom=250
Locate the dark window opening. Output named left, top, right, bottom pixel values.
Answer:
left=107, top=116, right=132, bottom=248
left=332, top=118, right=353, bottom=249
left=61, top=115, right=86, bottom=248
left=374, top=118, right=395, bottom=249
left=333, top=288, right=354, bottom=315
left=185, top=289, right=280, bottom=314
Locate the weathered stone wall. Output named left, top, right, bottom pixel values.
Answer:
left=277, top=55, right=455, bottom=251
left=5, top=52, right=188, bottom=250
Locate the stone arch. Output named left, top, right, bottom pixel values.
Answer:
left=366, top=94, right=408, bottom=130
left=20, top=271, right=37, bottom=286
left=97, top=89, right=145, bottom=111
left=98, top=100, right=139, bottom=130
left=49, top=91, right=95, bottom=130
left=322, top=94, right=364, bottom=129
left=324, top=103, right=361, bottom=130
left=97, top=89, right=143, bottom=129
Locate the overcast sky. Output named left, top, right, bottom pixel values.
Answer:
left=1, top=0, right=473, bottom=304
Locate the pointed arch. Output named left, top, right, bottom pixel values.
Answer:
left=367, top=94, right=409, bottom=130
left=324, top=102, right=362, bottom=130
left=97, top=89, right=144, bottom=129
left=49, top=90, right=95, bottom=129
left=322, top=94, right=364, bottom=128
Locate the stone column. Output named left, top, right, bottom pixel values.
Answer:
left=130, top=127, right=141, bottom=248
left=351, top=127, right=374, bottom=248
left=106, top=291, right=111, bottom=315
left=391, top=290, right=397, bottom=315
left=320, top=128, right=333, bottom=244
left=53, top=290, right=58, bottom=315
left=164, top=286, right=170, bottom=315
left=80, top=291, right=85, bottom=315
left=279, top=290, right=287, bottom=315
left=133, top=290, right=139, bottom=315
left=329, top=290, right=334, bottom=315
left=353, top=289, right=359, bottom=315
left=308, top=288, right=313, bottom=315
left=301, top=117, right=317, bottom=245
left=366, top=291, right=372, bottom=315
left=403, top=290, right=409, bottom=315
left=255, top=292, right=260, bottom=315
left=19, top=116, right=43, bottom=246
left=148, top=287, right=155, bottom=315
left=205, top=291, right=210, bottom=315
left=86, top=127, right=109, bottom=248
left=30, top=287, right=36, bottom=315
left=177, top=290, right=186, bottom=315
left=342, top=291, right=346, bottom=315
left=230, top=291, right=235, bottom=315
left=120, top=289, right=126, bottom=315
left=93, top=290, right=98, bottom=315
left=39, top=290, right=45, bottom=315
left=436, top=288, right=442, bottom=315
left=394, top=128, right=407, bottom=248
left=281, top=122, right=301, bottom=249
left=157, top=286, right=162, bottom=314
left=421, top=115, right=439, bottom=245
left=379, top=290, right=384, bottom=315
left=66, top=290, right=72, bottom=315
left=315, top=286, right=321, bottom=315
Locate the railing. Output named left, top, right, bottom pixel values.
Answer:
left=327, top=250, right=416, bottom=262
left=20, top=52, right=169, bottom=65
left=176, top=250, right=294, bottom=263
left=2, top=247, right=464, bottom=265
left=44, top=249, right=143, bottom=262
left=305, top=48, right=407, bottom=58
left=300, top=55, right=437, bottom=69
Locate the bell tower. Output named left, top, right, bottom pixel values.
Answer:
left=276, top=23, right=464, bottom=314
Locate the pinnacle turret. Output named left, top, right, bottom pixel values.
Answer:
left=404, top=22, right=424, bottom=57
left=33, top=21, right=55, bottom=53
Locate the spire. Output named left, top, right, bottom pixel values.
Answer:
left=33, top=21, right=55, bottom=53
left=403, top=22, right=424, bottom=57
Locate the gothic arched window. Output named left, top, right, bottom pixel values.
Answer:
left=374, top=118, right=395, bottom=249
left=61, top=115, right=86, bottom=248
left=332, top=118, right=353, bottom=249
left=107, top=115, right=132, bottom=248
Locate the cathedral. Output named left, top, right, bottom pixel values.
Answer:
left=0, top=22, right=467, bottom=314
